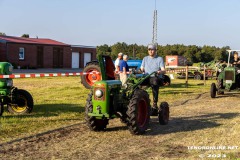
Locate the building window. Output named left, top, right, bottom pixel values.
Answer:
left=19, top=47, right=25, bottom=60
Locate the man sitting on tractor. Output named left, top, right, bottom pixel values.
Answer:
left=140, top=43, right=166, bottom=116
left=231, top=51, right=240, bottom=66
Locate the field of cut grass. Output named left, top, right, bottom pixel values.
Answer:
left=0, top=77, right=88, bottom=142
left=1, top=76, right=240, bottom=159
left=0, top=76, right=212, bottom=143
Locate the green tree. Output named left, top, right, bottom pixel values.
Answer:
left=0, top=32, right=6, bottom=36
left=21, top=34, right=29, bottom=38
left=97, top=44, right=111, bottom=55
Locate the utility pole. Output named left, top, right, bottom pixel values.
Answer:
left=152, top=0, right=158, bottom=50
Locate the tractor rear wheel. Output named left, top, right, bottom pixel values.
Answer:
left=0, top=102, right=3, bottom=116
left=127, top=89, right=150, bottom=135
left=158, top=102, right=169, bottom=125
left=210, top=83, right=217, bottom=98
left=7, top=89, right=34, bottom=114
left=81, top=62, right=102, bottom=89
left=85, top=91, right=108, bottom=131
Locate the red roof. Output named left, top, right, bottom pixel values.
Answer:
left=0, top=35, right=70, bottom=46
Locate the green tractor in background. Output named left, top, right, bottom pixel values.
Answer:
left=0, top=62, right=33, bottom=116
left=85, top=55, right=169, bottom=135
left=211, top=50, right=240, bottom=98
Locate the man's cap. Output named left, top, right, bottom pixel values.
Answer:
left=118, top=52, right=123, bottom=56
left=148, top=44, right=156, bottom=50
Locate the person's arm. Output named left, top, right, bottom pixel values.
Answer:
left=157, top=57, right=166, bottom=74
left=140, top=57, right=145, bottom=72
left=157, top=67, right=166, bottom=74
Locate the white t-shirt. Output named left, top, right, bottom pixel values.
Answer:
left=115, top=58, right=120, bottom=71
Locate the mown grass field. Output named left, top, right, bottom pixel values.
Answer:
left=0, top=77, right=88, bottom=142
left=0, top=76, right=240, bottom=159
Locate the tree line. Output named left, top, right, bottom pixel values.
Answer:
left=97, top=42, right=230, bottom=64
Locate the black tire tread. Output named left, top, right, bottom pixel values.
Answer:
left=126, top=89, right=150, bottom=135
left=85, top=91, right=108, bottom=131
left=7, top=89, right=34, bottom=114
left=158, top=102, right=169, bottom=125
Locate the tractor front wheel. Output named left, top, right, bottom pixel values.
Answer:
left=127, top=89, right=150, bottom=135
left=210, top=83, right=217, bottom=98
left=7, top=89, right=34, bottom=114
left=217, top=79, right=224, bottom=95
left=158, top=102, right=169, bottom=125
left=85, top=91, right=108, bottom=131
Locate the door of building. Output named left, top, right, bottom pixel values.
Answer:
left=84, top=53, right=91, bottom=67
left=53, top=47, right=63, bottom=68
left=72, top=52, right=79, bottom=68
left=37, top=46, right=44, bottom=68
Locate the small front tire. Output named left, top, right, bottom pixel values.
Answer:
left=210, top=83, right=217, bottom=98
left=7, top=89, right=34, bottom=114
left=158, top=102, right=169, bottom=125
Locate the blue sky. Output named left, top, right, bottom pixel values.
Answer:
left=0, top=0, right=239, bottom=48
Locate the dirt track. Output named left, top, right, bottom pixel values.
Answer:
left=1, top=92, right=240, bottom=160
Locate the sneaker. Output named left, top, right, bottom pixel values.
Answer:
left=151, top=103, right=159, bottom=116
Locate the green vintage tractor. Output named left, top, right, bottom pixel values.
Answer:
left=0, top=62, right=34, bottom=116
left=210, top=50, right=240, bottom=98
left=85, top=55, right=169, bottom=135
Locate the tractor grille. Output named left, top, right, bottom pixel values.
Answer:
left=225, top=71, right=234, bottom=81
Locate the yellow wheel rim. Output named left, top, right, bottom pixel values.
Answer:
left=11, top=95, right=28, bottom=113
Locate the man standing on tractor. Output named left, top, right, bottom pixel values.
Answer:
left=140, top=43, right=166, bottom=116
left=114, top=52, right=123, bottom=72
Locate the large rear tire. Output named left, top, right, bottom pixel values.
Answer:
left=81, top=62, right=102, bottom=89
left=158, top=102, right=169, bottom=125
left=210, top=83, right=217, bottom=98
left=7, top=89, right=34, bottom=114
left=85, top=91, right=108, bottom=131
left=127, top=89, right=150, bottom=135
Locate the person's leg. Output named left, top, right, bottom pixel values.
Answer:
left=149, top=77, right=160, bottom=116
left=150, top=77, right=160, bottom=105
left=120, top=73, right=127, bottom=85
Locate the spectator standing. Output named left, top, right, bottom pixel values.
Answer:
left=114, top=52, right=123, bottom=72
left=119, top=55, right=129, bottom=85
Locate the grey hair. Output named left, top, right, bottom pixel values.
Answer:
left=123, top=55, right=128, bottom=59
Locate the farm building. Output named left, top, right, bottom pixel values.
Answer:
left=0, top=35, right=96, bottom=69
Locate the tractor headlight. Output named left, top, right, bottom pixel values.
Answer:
left=6, top=79, right=13, bottom=87
left=95, top=89, right=103, bottom=98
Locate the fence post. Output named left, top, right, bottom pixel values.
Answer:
left=185, top=66, right=188, bottom=87
left=204, top=64, right=206, bottom=86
